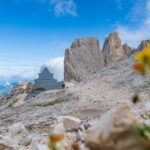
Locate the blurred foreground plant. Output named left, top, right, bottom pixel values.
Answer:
left=134, top=124, right=150, bottom=150
left=132, top=41, right=150, bottom=150
left=133, top=42, right=150, bottom=74
left=132, top=41, right=150, bottom=103
left=48, top=134, right=64, bottom=150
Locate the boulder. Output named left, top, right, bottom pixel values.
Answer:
left=85, top=105, right=145, bottom=150
left=102, top=32, right=127, bottom=66
left=9, top=123, right=32, bottom=146
left=57, top=116, right=81, bottom=131
left=64, top=38, right=104, bottom=82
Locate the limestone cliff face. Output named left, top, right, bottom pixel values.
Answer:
left=102, top=32, right=130, bottom=66
left=64, top=32, right=134, bottom=82
left=123, top=43, right=133, bottom=57
left=64, top=38, right=104, bottom=82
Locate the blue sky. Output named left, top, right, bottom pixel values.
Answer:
left=0, top=0, right=150, bottom=87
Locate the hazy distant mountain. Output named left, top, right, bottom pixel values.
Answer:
left=0, top=82, right=17, bottom=95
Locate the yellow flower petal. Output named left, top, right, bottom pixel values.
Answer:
left=146, top=41, right=150, bottom=49
left=132, top=62, right=145, bottom=74
left=49, top=134, right=64, bottom=143
left=135, top=41, right=150, bottom=64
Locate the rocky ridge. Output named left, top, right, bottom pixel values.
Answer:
left=136, top=40, right=150, bottom=52
left=64, top=32, right=134, bottom=82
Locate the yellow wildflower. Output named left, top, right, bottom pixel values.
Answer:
left=133, top=42, right=150, bottom=74
left=132, top=62, right=145, bottom=74
left=48, top=134, right=64, bottom=150
left=49, top=134, right=64, bottom=143
left=135, top=42, right=150, bottom=64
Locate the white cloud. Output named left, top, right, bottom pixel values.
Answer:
left=0, top=69, right=38, bottom=85
left=0, top=59, right=38, bottom=84
left=42, top=57, right=64, bottom=81
left=0, top=56, right=64, bottom=85
left=15, top=0, right=77, bottom=16
left=52, top=0, right=77, bottom=17
left=116, top=0, right=150, bottom=47
left=126, top=0, right=147, bottom=23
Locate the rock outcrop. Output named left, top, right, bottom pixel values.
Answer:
left=64, top=33, right=134, bottom=82
left=64, top=38, right=104, bottom=82
left=136, top=40, right=150, bottom=52
left=102, top=32, right=128, bottom=66
left=123, top=43, right=133, bottom=56
left=11, top=82, right=33, bottom=96
left=85, top=105, right=145, bottom=150
left=57, top=116, right=81, bottom=131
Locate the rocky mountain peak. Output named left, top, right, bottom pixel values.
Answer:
left=71, top=38, right=99, bottom=49
left=136, top=40, right=150, bottom=52
left=102, top=32, right=122, bottom=51
left=64, top=32, right=135, bottom=82
left=64, top=38, right=104, bottom=82
left=123, top=43, right=133, bottom=56
left=102, top=32, right=127, bottom=66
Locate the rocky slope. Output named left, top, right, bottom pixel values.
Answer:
left=1, top=56, right=150, bottom=150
